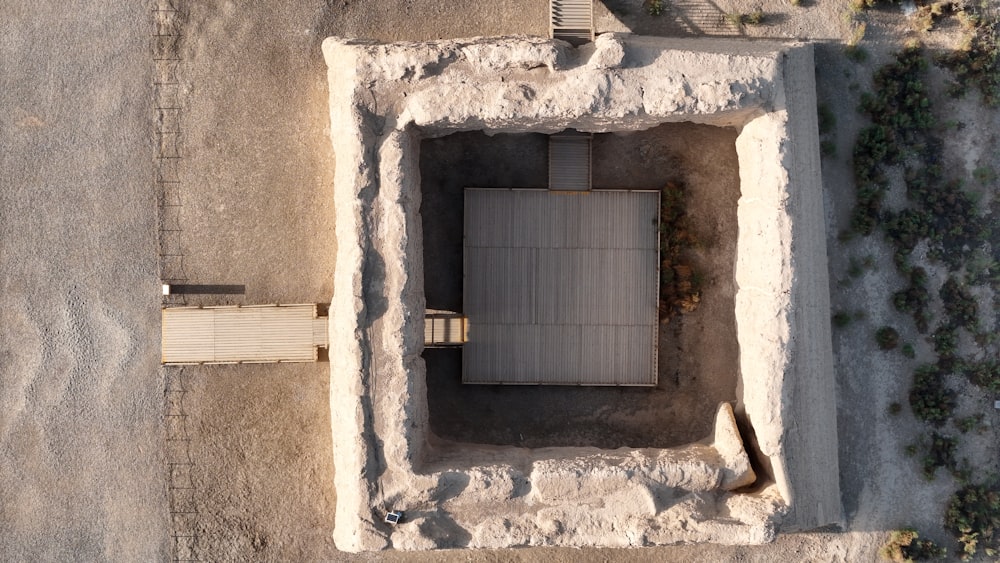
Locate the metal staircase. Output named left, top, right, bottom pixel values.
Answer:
left=549, top=0, right=593, bottom=46
left=549, top=129, right=593, bottom=191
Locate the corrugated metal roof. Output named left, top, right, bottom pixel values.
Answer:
left=162, top=304, right=327, bottom=364
left=549, top=131, right=592, bottom=191
left=463, top=189, right=659, bottom=385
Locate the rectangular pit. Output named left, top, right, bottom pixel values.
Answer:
left=420, top=123, right=741, bottom=449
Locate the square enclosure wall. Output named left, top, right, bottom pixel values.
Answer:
left=324, top=34, right=840, bottom=551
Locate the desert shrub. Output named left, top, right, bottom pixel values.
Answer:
left=940, top=277, right=978, bottom=331
left=850, top=47, right=937, bottom=238
left=846, top=44, right=870, bottom=63
left=893, top=248, right=913, bottom=274
left=880, top=528, right=948, bottom=561
left=646, top=0, right=665, bottom=16
left=889, top=401, right=903, bottom=415
left=909, top=364, right=956, bottom=426
left=931, top=325, right=958, bottom=370
left=913, top=8, right=935, bottom=33
left=848, top=254, right=876, bottom=277
left=860, top=46, right=934, bottom=139
left=832, top=310, right=853, bottom=328
left=821, top=139, right=837, bottom=157
left=920, top=431, right=958, bottom=480
left=884, top=208, right=932, bottom=251
left=966, top=250, right=998, bottom=285
left=876, top=326, right=900, bottom=350
left=973, top=165, right=997, bottom=184
left=911, top=2, right=954, bottom=33
left=906, top=178, right=988, bottom=271
left=899, top=165, right=988, bottom=271
left=848, top=21, right=867, bottom=49
left=818, top=103, right=836, bottom=134
left=954, top=413, right=985, bottom=434
left=659, top=181, right=701, bottom=321
left=902, top=343, right=916, bottom=358
left=850, top=164, right=889, bottom=235
left=937, top=9, right=1000, bottom=107
left=962, top=359, right=1000, bottom=393
left=725, top=10, right=765, bottom=27
left=974, top=331, right=996, bottom=347
left=893, top=267, right=932, bottom=332
left=855, top=123, right=899, bottom=165
left=945, top=483, right=1000, bottom=559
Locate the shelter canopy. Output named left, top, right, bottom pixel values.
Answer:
left=463, top=189, right=659, bottom=385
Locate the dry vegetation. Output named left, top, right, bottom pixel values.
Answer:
left=840, top=3, right=1000, bottom=558
left=658, top=181, right=702, bottom=321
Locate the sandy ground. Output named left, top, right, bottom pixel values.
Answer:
left=1, top=3, right=168, bottom=560
left=5, top=0, right=994, bottom=560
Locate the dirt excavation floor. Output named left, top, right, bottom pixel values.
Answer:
left=422, top=125, right=740, bottom=450
left=5, top=0, right=1000, bottom=561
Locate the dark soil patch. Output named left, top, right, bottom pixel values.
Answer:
left=420, top=123, right=740, bottom=449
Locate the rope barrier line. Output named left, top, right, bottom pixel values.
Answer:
left=153, top=2, right=199, bottom=560
left=154, top=0, right=190, bottom=301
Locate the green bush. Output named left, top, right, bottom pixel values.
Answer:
left=921, top=431, right=958, bottom=480
left=931, top=325, right=958, bottom=370
left=832, top=311, right=853, bottom=328
left=893, top=267, right=932, bottom=333
left=876, top=326, right=900, bottom=350
left=818, top=103, right=837, bottom=134
left=849, top=47, right=939, bottom=240
left=902, top=343, right=916, bottom=358
left=860, top=46, right=934, bottom=138
left=973, top=165, right=997, bottom=184
left=966, top=250, right=998, bottom=285
left=884, top=208, right=932, bottom=251
left=905, top=178, right=988, bottom=271
left=940, top=277, right=978, bottom=332
left=846, top=45, right=869, bottom=63
left=909, top=364, right=956, bottom=426
left=962, top=359, right=1000, bottom=393
left=945, top=483, right=1000, bottom=559
left=954, top=414, right=984, bottom=434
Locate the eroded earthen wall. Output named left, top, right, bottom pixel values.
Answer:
left=324, top=34, right=840, bottom=551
